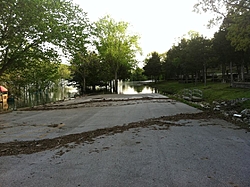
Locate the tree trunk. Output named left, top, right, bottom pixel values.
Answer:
left=114, top=71, right=118, bottom=93
left=194, top=73, right=197, bottom=85
left=236, top=65, right=241, bottom=82
left=92, top=85, right=96, bottom=91
left=221, top=63, right=226, bottom=83
left=230, top=61, right=233, bottom=87
left=241, top=59, right=245, bottom=81
left=204, top=64, right=207, bottom=86
left=80, top=77, right=86, bottom=95
left=83, top=77, right=86, bottom=93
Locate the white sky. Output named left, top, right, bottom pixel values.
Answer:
left=73, top=0, right=219, bottom=63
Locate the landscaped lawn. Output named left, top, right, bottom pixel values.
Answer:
left=151, top=81, right=250, bottom=109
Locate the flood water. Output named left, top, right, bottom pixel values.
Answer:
left=0, top=80, right=156, bottom=112
left=118, top=80, right=157, bottom=94
left=1, top=84, right=74, bottom=112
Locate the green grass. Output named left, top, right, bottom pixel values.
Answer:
left=151, top=81, right=250, bottom=109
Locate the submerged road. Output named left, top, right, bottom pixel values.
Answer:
left=0, top=93, right=249, bottom=187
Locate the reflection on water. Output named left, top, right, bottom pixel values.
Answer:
left=118, top=81, right=157, bottom=94
left=0, top=82, right=78, bottom=112
left=0, top=80, right=156, bottom=111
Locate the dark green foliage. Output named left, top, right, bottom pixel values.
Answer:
left=161, top=34, right=214, bottom=84
left=70, top=52, right=108, bottom=93
left=194, top=0, right=250, bottom=51
left=151, top=81, right=250, bottom=105
left=0, top=0, right=90, bottom=76
left=130, top=67, right=147, bottom=81
left=143, top=52, right=162, bottom=82
left=93, top=15, right=141, bottom=93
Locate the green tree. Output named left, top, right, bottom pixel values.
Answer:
left=1, top=58, right=64, bottom=106
left=70, top=52, right=89, bottom=94
left=58, top=64, right=71, bottom=80
left=130, top=66, right=147, bottom=81
left=143, top=52, right=162, bottom=82
left=0, top=0, right=90, bottom=76
left=163, top=33, right=213, bottom=85
left=165, top=38, right=192, bottom=82
left=185, top=34, right=213, bottom=85
left=194, top=0, right=250, bottom=51
left=213, top=28, right=237, bottom=82
left=93, top=15, right=141, bottom=93
left=71, top=51, right=108, bottom=94
left=163, top=46, right=182, bottom=80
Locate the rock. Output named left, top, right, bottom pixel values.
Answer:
left=212, top=101, right=219, bottom=105
left=221, top=101, right=227, bottom=106
left=200, top=103, right=210, bottom=109
left=233, top=114, right=242, bottom=118
left=213, top=107, right=220, bottom=111
left=213, top=105, right=221, bottom=111
left=243, top=118, right=250, bottom=124
left=227, top=110, right=238, bottom=116
left=235, top=118, right=243, bottom=123
left=241, top=109, right=250, bottom=117
left=223, top=112, right=229, bottom=117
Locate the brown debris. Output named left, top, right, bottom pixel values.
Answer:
left=0, top=112, right=221, bottom=157
left=19, top=98, right=172, bottom=111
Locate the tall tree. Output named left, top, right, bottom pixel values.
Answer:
left=71, top=51, right=109, bottom=94
left=143, top=52, right=162, bottom=82
left=163, top=33, right=213, bottom=84
left=130, top=67, right=147, bottom=81
left=1, top=58, right=64, bottom=103
left=163, top=46, right=182, bottom=80
left=213, top=28, right=237, bottom=82
left=0, top=0, right=90, bottom=76
left=185, top=34, right=213, bottom=85
left=93, top=15, right=141, bottom=93
left=194, top=0, right=250, bottom=51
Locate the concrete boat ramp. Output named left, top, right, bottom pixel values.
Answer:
left=0, top=93, right=249, bottom=187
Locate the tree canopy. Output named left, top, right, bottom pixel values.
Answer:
left=143, top=52, right=162, bottom=82
left=70, top=51, right=108, bottom=94
left=93, top=15, right=141, bottom=92
left=0, top=0, right=90, bottom=76
left=194, top=0, right=250, bottom=51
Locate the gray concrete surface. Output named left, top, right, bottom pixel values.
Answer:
left=0, top=93, right=199, bottom=143
left=0, top=94, right=250, bottom=187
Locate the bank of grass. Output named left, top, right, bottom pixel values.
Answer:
left=151, top=81, right=250, bottom=110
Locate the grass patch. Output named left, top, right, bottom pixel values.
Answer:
left=151, top=81, right=250, bottom=108
left=239, top=100, right=250, bottom=111
left=151, top=81, right=250, bottom=131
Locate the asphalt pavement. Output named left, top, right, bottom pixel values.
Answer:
left=0, top=93, right=249, bottom=187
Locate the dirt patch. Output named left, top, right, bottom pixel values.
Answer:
left=0, top=112, right=227, bottom=157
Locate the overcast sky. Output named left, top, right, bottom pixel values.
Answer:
left=73, top=0, right=219, bottom=63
